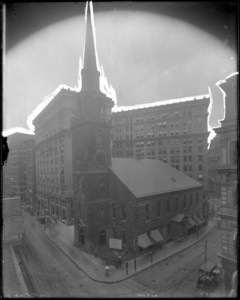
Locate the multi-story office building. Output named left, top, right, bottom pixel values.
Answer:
left=25, top=138, right=37, bottom=210
left=215, top=72, right=238, bottom=294
left=33, top=89, right=79, bottom=223
left=3, top=132, right=35, bottom=202
left=112, top=97, right=210, bottom=189
left=207, top=133, right=221, bottom=198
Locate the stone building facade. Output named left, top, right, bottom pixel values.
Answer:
left=207, top=133, right=221, bottom=198
left=3, top=132, right=35, bottom=203
left=215, top=72, right=238, bottom=294
left=108, top=158, right=206, bottom=260
left=33, top=89, right=79, bottom=222
left=112, top=97, right=210, bottom=189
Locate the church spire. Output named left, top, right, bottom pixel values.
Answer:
left=81, top=1, right=100, bottom=91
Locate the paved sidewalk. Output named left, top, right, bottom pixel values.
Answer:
left=41, top=217, right=218, bottom=283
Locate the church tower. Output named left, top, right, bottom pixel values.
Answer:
left=72, top=2, right=114, bottom=252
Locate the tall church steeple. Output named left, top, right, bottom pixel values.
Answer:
left=81, top=1, right=100, bottom=91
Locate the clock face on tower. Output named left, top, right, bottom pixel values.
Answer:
left=93, top=149, right=108, bottom=169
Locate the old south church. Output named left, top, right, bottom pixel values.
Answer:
left=32, top=2, right=206, bottom=261
left=71, top=2, right=205, bottom=260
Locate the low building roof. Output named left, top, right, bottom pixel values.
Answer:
left=111, top=158, right=202, bottom=198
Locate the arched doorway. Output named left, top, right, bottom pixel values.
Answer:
left=79, top=229, right=85, bottom=245
left=99, top=230, right=106, bottom=247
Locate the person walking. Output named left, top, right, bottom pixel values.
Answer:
left=126, top=260, right=129, bottom=275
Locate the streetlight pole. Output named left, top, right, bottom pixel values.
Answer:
left=133, top=225, right=137, bottom=272
left=197, top=212, right=199, bottom=240
left=204, top=240, right=207, bottom=296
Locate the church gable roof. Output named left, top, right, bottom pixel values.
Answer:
left=111, top=158, right=202, bottom=198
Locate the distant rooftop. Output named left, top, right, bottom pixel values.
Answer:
left=112, top=94, right=210, bottom=113
left=111, top=158, right=202, bottom=198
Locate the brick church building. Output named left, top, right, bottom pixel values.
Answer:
left=72, top=2, right=207, bottom=261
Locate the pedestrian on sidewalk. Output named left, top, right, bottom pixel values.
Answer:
left=105, top=266, right=110, bottom=277
left=126, top=260, right=129, bottom=275
left=118, top=255, right=122, bottom=268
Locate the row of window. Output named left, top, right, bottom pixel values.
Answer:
left=114, top=124, right=205, bottom=137
left=115, top=129, right=202, bottom=140
left=114, top=144, right=204, bottom=155
left=113, top=111, right=202, bottom=125
left=111, top=193, right=200, bottom=220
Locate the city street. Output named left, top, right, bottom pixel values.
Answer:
left=4, top=3, right=236, bottom=298
left=22, top=210, right=144, bottom=297
left=131, top=226, right=222, bottom=297
left=22, top=210, right=222, bottom=297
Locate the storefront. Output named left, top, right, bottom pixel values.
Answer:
left=150, top=229, right=164, bottom=248
left=187, top=216, right=197, bottom=234
left=171, top=214, right=188, bottom=238
left=138, top=233, right=153, bottom=253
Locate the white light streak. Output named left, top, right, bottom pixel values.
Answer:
left=112, top=94, right=209, bottom=113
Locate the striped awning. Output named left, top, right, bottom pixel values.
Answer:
left=150, top=229, right=163, bottom=243
left=188, top=217, right=196, bottom=227
left=172, top=213, right=186, bottom=222
left=138, top=233, right=153, bottom=249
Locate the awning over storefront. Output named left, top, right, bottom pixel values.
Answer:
left=188, top=217, right=196, bottom=227
left=192, top=215, right=204, bottom=225
left=109, top=238, right=122, bottom=250
left=138, top=233, right=153, bottom=249
left=150, top=229, right=163, bottom=243
left=172, top=213, right=186, bottom=222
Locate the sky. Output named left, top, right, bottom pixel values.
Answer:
left=3, top=2, right=238, bottom=136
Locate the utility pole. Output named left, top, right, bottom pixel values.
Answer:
left=204, top=240, right=207, bottom=296
left=197, top=213, right=199, bottom=240
left=133, top=225, right=137, bottom=272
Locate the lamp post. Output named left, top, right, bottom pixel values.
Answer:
left=133, top=225, right=137, bottom=272
left=197, top=213, right=199, bottom=240
left=204, top=240, right=208, bottom=296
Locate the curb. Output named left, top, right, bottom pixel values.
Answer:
left=42, top=221, right=217, bottom=284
